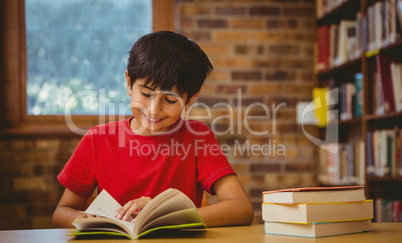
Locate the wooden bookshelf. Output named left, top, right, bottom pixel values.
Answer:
left=315, top=0, right=402, bottom=219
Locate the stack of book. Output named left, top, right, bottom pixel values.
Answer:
left=262, top=186, right=373, bottom=238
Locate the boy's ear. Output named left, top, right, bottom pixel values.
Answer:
left=184, top=92, right=199, bottom=111
left=125, top=70, right=132, bottom=96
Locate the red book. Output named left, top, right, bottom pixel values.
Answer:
left=317, top=25, right=330, bottom=72
left=376, top=55, right=397, bottom=112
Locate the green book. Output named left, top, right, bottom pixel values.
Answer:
left=68, top=189, right=206, bottom=240
left=354, top=73, right=363, bottom=118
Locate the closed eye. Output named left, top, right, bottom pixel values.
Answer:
left=141, top=92, right=152, bottom=98
left=164, top=97, right=177, bottom=104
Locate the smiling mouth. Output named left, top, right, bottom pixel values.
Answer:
left=142, top=113, right=165, bottom=123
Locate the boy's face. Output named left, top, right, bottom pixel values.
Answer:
left=125, top=70, right=198, bottom=136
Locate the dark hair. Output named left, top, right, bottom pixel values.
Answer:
left=127, top=31, right=213, bottom=102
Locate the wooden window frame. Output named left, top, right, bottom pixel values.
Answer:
left=0, top=0, right=175, bottom=136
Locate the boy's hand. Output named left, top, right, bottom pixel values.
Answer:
left=114, top=196, right=151, bottom=222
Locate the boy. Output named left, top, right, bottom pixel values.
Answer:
left=52, top=31, right=254, bottom=227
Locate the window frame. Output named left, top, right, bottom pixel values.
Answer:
left=0, top=0, right=175, bottom=136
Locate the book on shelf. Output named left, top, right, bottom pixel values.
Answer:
left=375, top=198, right=402, bottom=222
left=264, top=219, right=371, bottom=238
left=376, top=55, right=398, bottom=113
left=318, top=142, right=365, bottom=185
left=373, top=69, right=385, bottom=115
left=397, top=0, right=402, bottom=36
left=316, top=0, right=348, bottom=19
left=312, top=87, right=329, bottom=128
left=390, top=62, right=402, bottom=112
left=366, top=129, right=402, bottom=177
left=354, top=73, right=363, bottom=118
left=336, top=20, right=357, bottom=66
left=262, top=186, right=365, bottom=204
left=367, top=0, right=400, bottom=52
left=317, top=25, right=330, bottom=72
left=262, top=200, right=373, bottom=224
left=68, top=188, right=206, bottom=240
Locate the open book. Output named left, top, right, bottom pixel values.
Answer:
left=68, top=188, right=206, bottom=239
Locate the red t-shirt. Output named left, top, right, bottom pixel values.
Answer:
left=58, top=117, right=235, bottom=207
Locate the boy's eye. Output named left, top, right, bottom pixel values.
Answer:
left=164, top=97, right=177, bottom=104
left=141, top=92, right=152, bottom=98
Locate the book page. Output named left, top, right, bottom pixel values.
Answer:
left=139, top=208, right=204, bottom=235
left=85, top=190, right=133, bottom=222
left=134, top=188, right=199, bottom=234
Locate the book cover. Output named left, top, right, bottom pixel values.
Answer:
left=264, top=219, right=371, bottom=238
left=262, top=200, right=373, bottom=224
left=68, top=188, right=206, bottom=239
left=262, top=186, right=365, bottom=204
left=313, top=87, right=329, bottom=128
left=317, top=25, right=330, bottom=72
left=354, top=73, right=363, bottom=118
left=376, top=55, right=397, bottom=113
left=390, top=62, right=402, bottom=112
left=366, top=132, right=375, bottom=176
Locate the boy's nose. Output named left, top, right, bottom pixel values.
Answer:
left=147, top=98, right=163, bottom=116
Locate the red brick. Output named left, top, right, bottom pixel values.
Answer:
left=248, top=32, right=283, bottom=42
left=235, top=45, right=264, bottom=55
left=265, top=70, right=297, bottom=81
left=179, top=5, right=211, bottom=15
left=249, top=84, right=281, bottom=94
left=215, top=57, right=248, bottom=68
left=267, top=44, right=300, bottom=55
left=285, top=162, right=315, bottom=172
left=250, top=163, right=281, bottom=172
left=233, top=98, right=264, bottom=107
left=232, top=71, right=262, bottom=81
left=283, top=7, right=315, bottom=16
left=232, top=19, right=264, bottom=29
left=179, top=16, right=194, bottom=28
left=181, top=31, right=211, bottom=41
left=216, top=6, right=246, bottom=15
left=198, top=19, right=228, bottom=28
left=250, top=58, right=281, bottom=68
left=199, top=44, right=230, bottom=55
left=216, top=85, right=247, bottom=94
left=214, top=31, right=248, bottom=42
left=267, top=19, right=298, bottom=29
left=250, top=7, right=280, bottom=16
left=197, top=97, right=229, bottom=106
left=283, top=58, right=314, bottom=68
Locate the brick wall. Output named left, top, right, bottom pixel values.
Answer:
left=0, top=0, right=317, bottom=229
left=0, top=137, right=80, bottom=229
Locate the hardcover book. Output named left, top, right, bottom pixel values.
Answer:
left=262, top=200, right=373, bottom=224
left=262, top=186, right=365, bottom=204
left=264, top=219, right=371, bottom=238
left=68, top=188, right=206, bottom=239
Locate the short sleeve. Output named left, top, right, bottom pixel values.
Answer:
left=193, top=122, right=236, bottom=195
left=57, top=129, right=97, bottom=197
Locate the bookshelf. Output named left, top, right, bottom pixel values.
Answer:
left=315, top=0, right=402, bottom=222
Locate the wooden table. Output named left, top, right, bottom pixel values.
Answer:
left=0, top=223, right=401, bottom=243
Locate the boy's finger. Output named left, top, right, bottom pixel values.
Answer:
left=122, top=202, right=139, bottom=221
left=115, top=200, right=134, bottom=219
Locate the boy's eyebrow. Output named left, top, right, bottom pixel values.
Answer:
left=139, top=85, right=182, bottom=98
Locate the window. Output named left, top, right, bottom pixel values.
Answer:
left=25, top=0, right=152, bottom=115
left=0, top=0, right=174, bottom=131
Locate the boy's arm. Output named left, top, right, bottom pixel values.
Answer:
left=197, top=174, right=254, bottom=227
left=52, top=188, right=89, bottom=228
